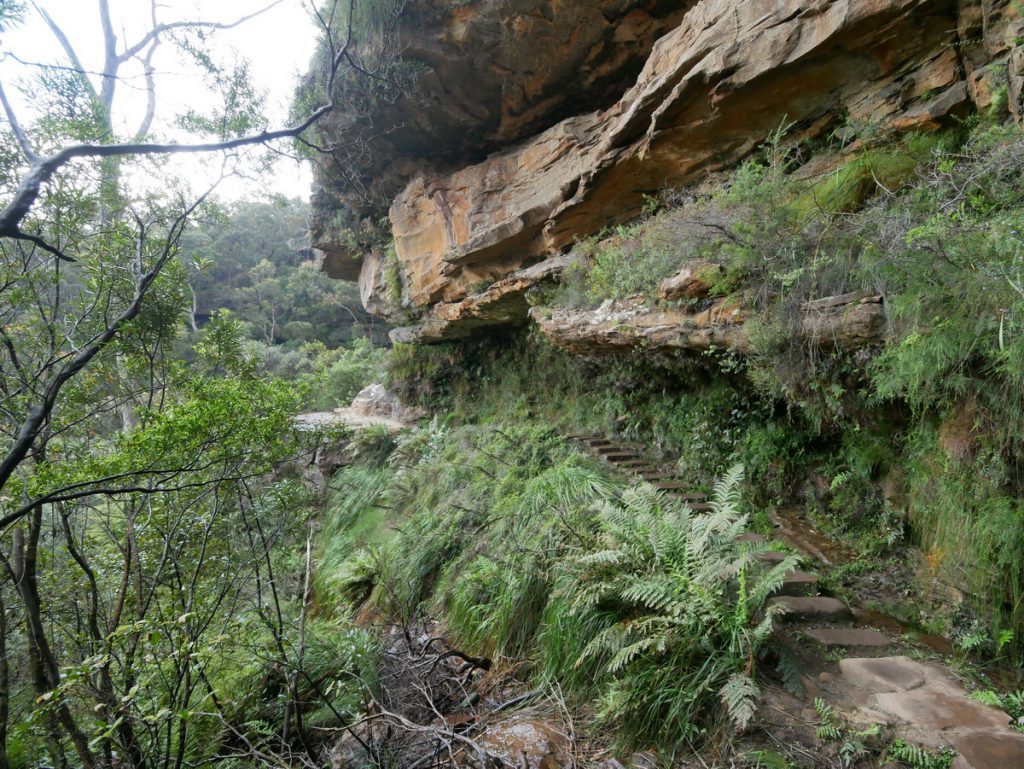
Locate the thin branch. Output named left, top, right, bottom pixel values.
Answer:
left=31, top=2, right=98, bottom=99
left=0, top=178, right=222, bottom=500
left=118, top=1, right=285, bottom=64
left=0, top=81, right=38, bottom=163
left=0, top=101, right=334, bottom=239
left=8, top=230, right=75, bottom=262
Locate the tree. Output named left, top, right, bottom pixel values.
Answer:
left=0, top=1, right=403, bottom=766
left=0, top=0, right=389, bottom=510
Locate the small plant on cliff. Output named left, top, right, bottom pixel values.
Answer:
left=557, top=466, right=799, bottom=748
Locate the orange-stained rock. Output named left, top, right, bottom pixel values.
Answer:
left=314, top=0, right=1021, bottom=340
left=310, top=0, right=696, bottom=239
left=657, top=261, right=723, bottom=301
left=391, top=253, right=576, bottom=343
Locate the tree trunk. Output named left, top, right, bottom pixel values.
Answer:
left=17, top=513, right=97, bottom=769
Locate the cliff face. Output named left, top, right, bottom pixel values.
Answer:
left=311, top=0, right=1023, bottom=341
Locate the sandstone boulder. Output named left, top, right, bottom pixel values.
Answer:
left=657, top=261, right=722, bottom=301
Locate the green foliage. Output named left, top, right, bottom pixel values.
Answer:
left=970, top=688, right=1024, bottom=730
left=317, top=466, right=396, bottom=610
left=557, top=467, right=798, bottom=747
left=740, top=749, right=793, bottom=769
left=901, top=423, right=1024, bottom=653
left=813, top=698, right=883, bottom=767
left=319, top=424, right=788, bottom=750
left=179, top=197, right=383, bottom=349
left=886, top=739, right=956, bottom=769
left=350, top=423, right=397, bottom=467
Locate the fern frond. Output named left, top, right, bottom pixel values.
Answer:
left=775, top=644, right=806, bottom=697
left=607, top=637, right=659, bottom=673
left=711, top=463, right=745, bottom=511
left=744, top=554, right=802, bottom=610
left=720, top=672, right=759, bottom=731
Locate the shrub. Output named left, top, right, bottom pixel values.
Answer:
left=555, top=466, right=798, bottom=748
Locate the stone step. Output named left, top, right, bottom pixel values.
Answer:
left=596, top=447, right=637, bottom=457
left=768, top=596, right=851, bottom=622
left=805, top=628, right=891, bottom=647
left=776, top=570, right=818, bottom=597
left=612, top=459, right=651, bottom=468
left=837, top=657, right=1024, bottom=768
left=651, top=483, right=708, bottom=495
left=655, top=488, right=708, bottom=501
left=737, top=532, right=768, bottom=543
left=949, top=730, right=1024, bottom=769
left=598, top=450, right=634, bottom=462
left=663, top=489, right=706, bottom=497
left=756, top=550, right=790, bottom=565
left=639, top=472, right=674, bottom=481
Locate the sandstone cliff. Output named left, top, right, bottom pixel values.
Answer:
left=310, top=0, right=1023, bottom=344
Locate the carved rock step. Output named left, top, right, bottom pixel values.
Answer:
left=950, top=730, right=1024, bottom=769
left=652, top=483, right=707, bottom=497
left=611, top=459, right=652, bottom=469
left=684, top=502, right=713, bottom=513
left=806, top=628, right=891, bottom=647
left=776, top=571, right=818, bottom=597
left=768, top=596, right=852, bottom=622
left=738, top=533, right=768, bottom=543
left=838, top=657, right=1024, bottom=769
left=756, top=550, right=790, bottom=565
left=596, top=448, right=638, bottom=458
left=660, top=490, right=708, bottom=502
left=639, top=471, right=674, bottom=481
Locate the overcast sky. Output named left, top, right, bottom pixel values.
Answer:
left=0, top=0, right=320, bottom=201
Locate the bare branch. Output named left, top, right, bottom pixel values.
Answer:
left=7, top=230, right=75, bottom=262
left=0, top=81, right=38, bottom=163
left=0, top=100, right=331, bottom=239
left=118, top=1, right=285, bottom=64
left=98, top=0, right=119, bottom=112
left=30, top=2, right=99, bottom=100
left=131, top=0, right=160, bottom=141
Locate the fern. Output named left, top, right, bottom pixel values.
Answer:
left=774, top=644, right=806, bottom=697
left=721, top=672, right=760, bottom=731
left=887, top=739, right=956, bottom=769
left=555, top=464, right=786, bottom=747
left=814, top=697, right=842, bottom=741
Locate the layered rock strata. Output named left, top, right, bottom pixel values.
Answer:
left=311, top=0, right=1022, bottom=342
left=312, top=0, right=695, bottom=278
left=529, top=293, right=885, bottom=356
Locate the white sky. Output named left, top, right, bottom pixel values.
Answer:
left=0, top=0, right=319, bottom=201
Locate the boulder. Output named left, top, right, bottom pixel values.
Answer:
left=657, top=261, right=722, bottom=301
left=348, top=383, right=427, bottom=424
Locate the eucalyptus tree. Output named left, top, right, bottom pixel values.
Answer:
left=0, top=1, right=402, bottom=766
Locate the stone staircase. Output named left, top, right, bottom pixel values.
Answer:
left=567, top=433, right=1024, bottom=769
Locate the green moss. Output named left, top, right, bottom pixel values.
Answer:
left=792, top=137, right=941, bottom=218
left=384, top=241, right=403, bottom=307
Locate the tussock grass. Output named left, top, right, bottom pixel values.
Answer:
left=317, top=422, right=790, bottom=750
